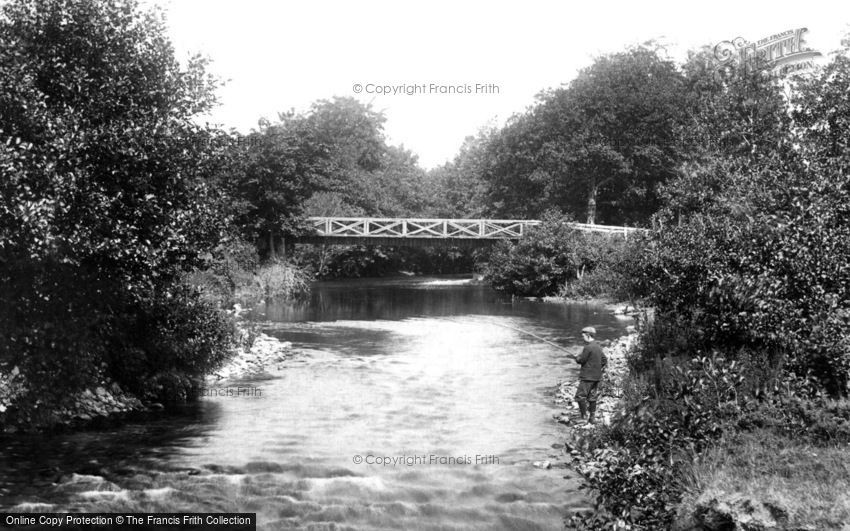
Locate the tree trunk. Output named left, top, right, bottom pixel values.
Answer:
left=268, top=231, right=276, bottom=260
left=587, top=186, right=598, bottom=225
left=318, top=244, right=329, bottom=275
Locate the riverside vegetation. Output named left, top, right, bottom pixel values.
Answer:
left=480, top=45, right=850, bottom=531
left=0, top=0, right=320, bottom=431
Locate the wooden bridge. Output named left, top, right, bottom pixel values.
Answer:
left=295, top=217, right=643, bottom=247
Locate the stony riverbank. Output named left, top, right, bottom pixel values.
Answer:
left=0, top=318, right=294, bottom=433
left=0, top=377, right=150, bottom=434
left=206, top=330, right=294, bottom=382
left=537, top=295, right=628, bottom=312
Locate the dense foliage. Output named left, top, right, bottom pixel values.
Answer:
left=228, top=97, right=437, bottom=261
left=294, top=244, right=477, bottom=279
left=566, top=41, right=850, bottom=530
left=569, top=354, right=747, bottom=529
left=0, top=0, right=235, bottom=426
left=484, top=212, right=639, bottom=298
left=429, top=45, right=689, bottom=225
left=227, top=113, right=335, bottom=259
left=632, top=58, right=850, bottom=397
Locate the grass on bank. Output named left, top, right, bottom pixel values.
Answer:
left=187, top=260, right=312, bottom=307
left=677, top=427, right=850, bottom=530
left=238, top=261, right=311, bottom=302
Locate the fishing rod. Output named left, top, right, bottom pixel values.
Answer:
left=439, top=317, right=578, bottom=355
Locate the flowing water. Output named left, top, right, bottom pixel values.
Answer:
left=1, top=276, right=627, bottom=530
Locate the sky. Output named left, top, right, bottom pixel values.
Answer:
left=158, top=0, right=850, bottom=169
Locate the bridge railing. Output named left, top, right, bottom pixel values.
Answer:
left=306, top=217, right=644, bottom=239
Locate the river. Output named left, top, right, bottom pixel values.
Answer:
left=1, top=276, right=627, bottom=530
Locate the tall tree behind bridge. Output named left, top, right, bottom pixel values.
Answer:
left=231, top=97, right=435, bottom=259
left=426, top=127, right=494, bottom=218
left=481, top=45, right=690, bottom=225
left=302, top=98, right=431, bottom=217
left=229, top=113, right=335, bottom=259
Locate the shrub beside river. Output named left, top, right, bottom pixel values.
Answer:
left=0, top=255, right=308, bottom=434
left=546, top=302, right=850, bottom=529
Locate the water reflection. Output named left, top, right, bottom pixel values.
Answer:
left=258, top=276, right=508, bottom=323
left=259, top=276, right=620, bottom=339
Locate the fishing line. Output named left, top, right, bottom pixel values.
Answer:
left=439, top=317, right=576, bottom=354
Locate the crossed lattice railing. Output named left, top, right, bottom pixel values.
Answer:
left=306, top=217, right=643, bottom=239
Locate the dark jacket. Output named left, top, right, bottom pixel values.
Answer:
left=576, top=341, right=607, bottom=381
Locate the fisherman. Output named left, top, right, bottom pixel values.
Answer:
left=569, top=326, right=607, bottom=424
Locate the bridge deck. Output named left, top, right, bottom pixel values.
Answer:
left=301, top=217, right=642, bottom=241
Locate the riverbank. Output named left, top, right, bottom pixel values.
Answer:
left=546, top=302, right=850, bottom=529
left=536, top=295, right=645, bottom=319
left=0, top=380, right=147, bottom=434
left=206, top=328, right=295, bottom=382
left=0, top=318, right=295, bottom=434
left=673, top=428, right=850, bottom=530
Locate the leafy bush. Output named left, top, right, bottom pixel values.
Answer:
left=569, top=38, right=850, bottom=530
left=560, top=266, right=628, bottom=300
left=571, top=318, right=850, bottom=529
left=634, top=185, right=850, bottom=396
left=484, top=212, right=633, bottom=297
left=294, top=244, right=478, bottom=279
left=0, top=262, right=118, bottom=425
left=630, top=62, right=850, bottom=395
left=111, top=286, right=236, bottom=405
left=568, top=353, right=748, bottom=529
left=185, top=238, right=260, bottom=306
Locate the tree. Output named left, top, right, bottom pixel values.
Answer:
left=546, top=45, right=690, bottom=224
left=480, top=45, right=689, bottom=224
left=0, top=0, right=233, bottom=422
left=304, top=97, right=388, bottom=214
left=479, top=112, right=550, bottom=218
left=427, top=127, right=494, bottom=218
left=231, top=115, right=333, bottom=259
left=231, top=97, right=410, bottom=259
left=659, top=47, right=796, bottom=220
left=366, top=145, right=431, bottom=216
